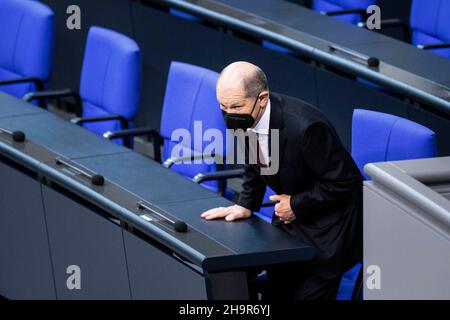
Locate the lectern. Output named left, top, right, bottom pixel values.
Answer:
left=364, top=157, right=450, bottom=299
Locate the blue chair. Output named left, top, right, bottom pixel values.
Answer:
left=359, top=0, right=450, bottom=58
left=0, top=0, right=54, bottom=104
left=263, top=1, right=377, bottom=56
left=336, top=108, right=437, bottom=300
left=159, top=62, right=227, bottom=193
left=104, top=61, right=240, bottom=195
left=351, top=109, right=437, bottom=180
left=312, top=0, right=378, bottom=25
left=410, top=0, right=450, bottom=58
left=24, top=26, right=141, bottom=146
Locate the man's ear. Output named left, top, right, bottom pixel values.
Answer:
left=260, top=91, right=269, bottom=107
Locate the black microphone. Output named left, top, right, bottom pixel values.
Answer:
left=367, top=57, right=380, bottom=68
left=12, top=130, right=26, bottom=142
left=91, top=174, right=105, bottom=186
left=174, top=221, right=188, bottom=233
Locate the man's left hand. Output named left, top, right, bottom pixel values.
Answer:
left=270, top=194, right=296, bottom=224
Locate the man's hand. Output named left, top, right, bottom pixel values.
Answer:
left=201, top=205, right=252, bottom=222
left=270, top=194, right=296, bottom=224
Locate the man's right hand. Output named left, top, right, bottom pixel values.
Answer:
left=201, top=205, right=252, bottom=222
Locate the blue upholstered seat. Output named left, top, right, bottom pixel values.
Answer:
left=351, top=109, right=437, bottom=180
left=336, top=109, right=436, bottom=300
left=312, top=0, right=377, bottom=24
left=160, top=61, right=225, bottom=192
left=263, top=0, right=377, bottom=55
left=0, top=0, right=54, bottom=99
left=410, top=0, right=450, bottom=58
left=80, top=26, right=141, bottom=140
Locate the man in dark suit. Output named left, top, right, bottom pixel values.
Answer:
left=201, top=61, right=363, bottom=300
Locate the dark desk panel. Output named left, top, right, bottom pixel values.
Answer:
left=42, top=185, right=131, bottom=299
left=0, top=112, right=129, bottom=160
left=0, top=92, right=45, bottom=119
left=124, top=231, right=209, bottom=299
left=124, top=228, right=249, bottom=299
left=0, top=159, right=55, bottom=299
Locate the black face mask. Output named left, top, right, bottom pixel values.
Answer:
left=222, top=94, right=260, bottom=131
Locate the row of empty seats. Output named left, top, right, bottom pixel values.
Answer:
left=263, top=0, right=450, bottom=59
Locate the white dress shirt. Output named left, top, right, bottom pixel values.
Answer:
left=247, top=99, right=271, bottom=166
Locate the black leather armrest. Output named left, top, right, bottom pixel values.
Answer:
left=321, top=8, right=367, bottom=20
left=192, top=168, right=246, bottom=184
left=417, top=43, right=450, bottom=50
left=358, top=18, right=405, bottom=29
left=0, top=77, right=46, bottom=108
left=23, top=89, right=82, bottom=116
left=163, top=153, right=223, bottom=169
left=71, top=115, right=129, bottom=128
left=358, top=18, right=409, bottom=41
left=71, top=115, right=131, bottom=147
left=103, top=127, right=163, bottom=162
left=0, top=77, right=45, bottom=90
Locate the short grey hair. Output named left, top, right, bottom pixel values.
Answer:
left=243, top=67, right=269, bottom=98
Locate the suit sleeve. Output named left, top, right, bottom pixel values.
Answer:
left=236, top=164, right=267, bottom=212
left=290, top=121, right=362, bottom=221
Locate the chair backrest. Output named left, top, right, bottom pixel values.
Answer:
left=312, top=0, right=377, bottom=24
left=351, top=109, right=437, bottom=180
left=80, top=26, right=141, bottom=138
left=0, top=0, right=54, bottom=98
left=410, top=0, right=450, bottom=58
left=160, top=61, right=224, bottom=192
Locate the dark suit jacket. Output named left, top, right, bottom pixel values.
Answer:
left=236, top=92, right=363, bottom=279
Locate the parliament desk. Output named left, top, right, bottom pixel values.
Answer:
left=364, top=157, right=450, bottom=299
left=162, top=0, right=450, bottom=110
left=0, top=92, right=314, bottom=299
